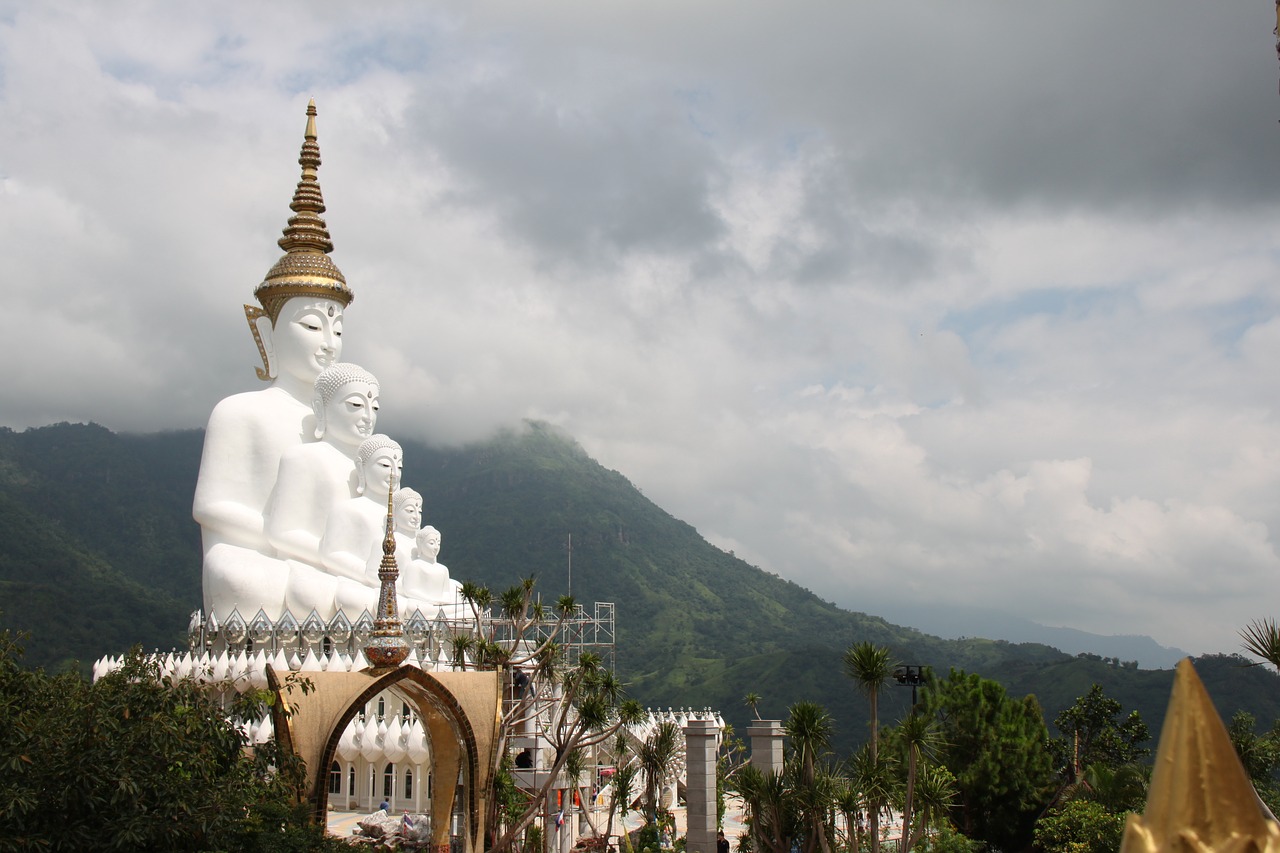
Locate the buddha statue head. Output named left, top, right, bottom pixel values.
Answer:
left=244, top=101, right=354, bottom=391
left=356, top=434, right=403, bottom=497
left=394, top=487, right=423, bottom=537
left=417, top=525, right=442, bottom=563
left=312, top=363, right=379, bottom=446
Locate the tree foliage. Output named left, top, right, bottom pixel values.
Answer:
left=1228, top=710, right=1280, bottom=815
left=920, top=668, right=1056, bottom=852
left=1051, top=683, right=1149, bottom=782
left=0, top=631, right=341, bottom=852
left=457, top=578, right=643, bottom=853
left=1033, top=798, right=1127, bottom=853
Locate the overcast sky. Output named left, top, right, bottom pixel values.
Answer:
left=4, top=2, right=1279, bottom=656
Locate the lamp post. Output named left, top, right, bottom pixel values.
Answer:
left=893, top=665, right=926, bottom=709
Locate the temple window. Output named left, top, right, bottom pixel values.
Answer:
left=328, top=761, right=342, bottom=794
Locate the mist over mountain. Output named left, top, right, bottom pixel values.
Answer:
left=1, top=421, right=1276, bottom=755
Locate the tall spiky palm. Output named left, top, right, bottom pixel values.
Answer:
left=639, top=721, right=681, bottom=824
left=786, top=702, right=835, bottom=853
left=733, top=763, right=793, bottom=853
left=745, top=692, right=764, bottom=721
left=842, top=642, right=897, bottom=853
left=833, top=784, right=863, bottom=853
left=848, top=744, right=896, bottom=853
left=1242, top=618, right=1280, bottom=670
left=889, top=713, right=944, bottom=851
left=909, top=764, right=957, bottom=845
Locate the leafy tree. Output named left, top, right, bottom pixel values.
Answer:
left=1076, top=762, right=1147, bottom=814
left=842, top=642, right=897, bottom=853
left=1228, top=710, right=1280, bottom=815
left=0, top=631, right=343, bottom=852
left=920, top=668, right=1056, bottom=852
left=1033, top=798, right=1127, bottom=853
left=1051, top=683, right=1149, bottom=783
left=458, top=579, right=644, bottom=853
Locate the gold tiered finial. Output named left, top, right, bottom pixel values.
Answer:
left=363, top=475, right=409, bottom=670
left=252, top=99, right=354, bottom=325
left=1120, top=658, right=1280, bottom=852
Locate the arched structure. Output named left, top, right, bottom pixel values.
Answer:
left=268, top=665, right=500, bottom=852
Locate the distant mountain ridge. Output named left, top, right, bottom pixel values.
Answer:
left=1, top=421, right=1277, bottom=755
left=871, top=603, right=1189, bottom=669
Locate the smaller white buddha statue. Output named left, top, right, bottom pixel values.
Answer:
left=265, top=362, right=379, bottom=617
left=322, top=435, right=403, bottom=615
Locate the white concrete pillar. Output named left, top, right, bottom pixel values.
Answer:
left=745, top=721, right=785, bottom=775
left=684, top=719, right=719, bottom=853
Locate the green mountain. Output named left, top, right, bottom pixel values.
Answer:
left=2, top=421, right=1279, bottom=755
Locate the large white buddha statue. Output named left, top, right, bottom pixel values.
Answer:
left=195, top=101, right=355, bottom=622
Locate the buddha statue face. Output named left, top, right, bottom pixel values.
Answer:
left=313, top=363, right=379, bottom=446
left=419, top=526, right=441, bottom=561
left=328, top=382, right=379, bottom=446
left=262, top=296, right=345, bottom=388
left=395, top=495, right=422, bottom=537
left=363, top=446, right=403, bottom=498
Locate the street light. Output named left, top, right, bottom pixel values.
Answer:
left=893, top=664, right=926, bottom=709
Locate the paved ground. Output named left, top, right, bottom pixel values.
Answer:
left=326, top=799, right=751, bottom=844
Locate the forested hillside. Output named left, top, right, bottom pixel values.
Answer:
left=2, top=421, right=1278, bottom=755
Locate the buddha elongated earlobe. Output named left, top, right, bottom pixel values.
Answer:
left=245, top=306, right=278, bottom=381
left=312, top=394, right=327, bottom=439
left=356, top=463, right=367, bottom=496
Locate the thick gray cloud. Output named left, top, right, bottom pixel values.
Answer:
left=2, top=1, right=1279, bottom=655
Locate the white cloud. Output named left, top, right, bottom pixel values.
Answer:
left=2, top=0, right=1279, bottom=655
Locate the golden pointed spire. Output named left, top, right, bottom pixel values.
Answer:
left=364, top=474, right=409, bottom=670
left=252, top=99, right=354, bottom=325
left=1121, top=658, right=1280, bottom=852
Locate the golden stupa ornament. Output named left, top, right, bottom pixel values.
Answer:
left=363, top=479, right=409, bottom=670
left=245, top=99, right=355, bottom=379
left=1120, top=658, right=1280, bottom=853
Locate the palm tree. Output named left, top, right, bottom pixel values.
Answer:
left=639, top=721, right=681, bottom=824
left=733, top=763, right=793, bottom=853
left=608, top=761, right=638, bottom=852
left=833, top=783, right=863, bottom=853
left=848, top=744, right=896, bottom=853
left=889, top=713, right=944, bottom=851
left=842, top=642, right=897, bottom=853
left=909, top=764, right=957, bottom=845
left=786, top=702, right=835, bottom=853
left=745, top=692, right=764, bottom=721
left=448, top=633, right=475, bottom=670
left=1242, top=618, right=1280, bottom=669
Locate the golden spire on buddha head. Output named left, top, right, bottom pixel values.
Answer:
left=245, top=100, right=355, bottom=381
